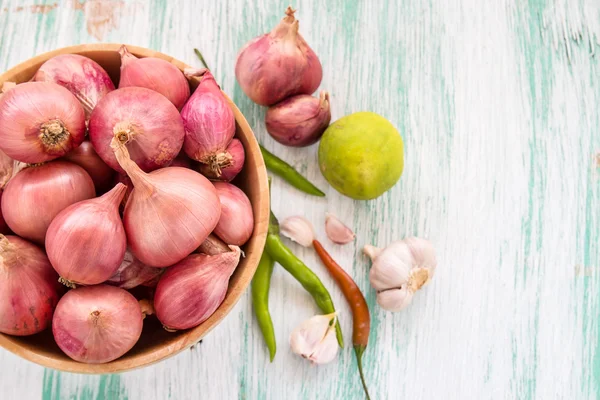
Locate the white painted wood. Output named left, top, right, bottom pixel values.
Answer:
left=0, top=0, right=599, bottom=399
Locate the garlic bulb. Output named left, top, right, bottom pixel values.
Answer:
left=289, top=312, right=339, bottom=364
left=363, top=237, right=436, bottom=312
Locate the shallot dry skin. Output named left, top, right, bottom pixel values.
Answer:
left=118, top=45, right=190, bottom=110
left=213, top=182, right=254, bottom=246
left=46, top=183, right=127, bottom=287
left=52, top=285, right=144, bottom=364
left=106, top=250, right=165, bottom=289
left=1, top=161, right=95, bottom=244
left=33, top=54, right=115, bottom=117
left=0, top=82, right=86, bottom=163
left=0, top=235, right=61, bottom=336
left=235, top=7, right=322, bottom=106
left=154, top=246, right=241, bottom=331
left=265, top=91, right=331, bottom=147
left=181, top=70, right=236, bottom=177
left=63, top=141, right=115, bottom=193
left=197, top=233, right=231, bottom=256
left=112, top=140, right=221, bottom=267
left=89, top=87, right=185, bottom=173
left=196, top=138, right=245, bottom=182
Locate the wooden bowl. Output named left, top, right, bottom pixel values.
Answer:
left=0, top=44, right=269, bottom=373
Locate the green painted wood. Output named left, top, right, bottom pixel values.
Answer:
left=0, top=0, right=598, bottom=399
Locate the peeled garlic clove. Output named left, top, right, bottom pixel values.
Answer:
left=324, top=213, right=355, bottom=245
left=154, top=246, right=241, bottom=331
left=289, top=313, right=339, bottom=364
left=280, top=216, right=315, bottom=247
left=265, top=91, right=331, bottom=147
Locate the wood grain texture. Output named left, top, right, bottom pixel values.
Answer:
left=0, top=0, right=598, bottom=399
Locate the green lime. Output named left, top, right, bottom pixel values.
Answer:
left=318, top=112, right=404, bottom=200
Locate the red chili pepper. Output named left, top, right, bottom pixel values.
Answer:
left=313, top=239, right=371, bottom=400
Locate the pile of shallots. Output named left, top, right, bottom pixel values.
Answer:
left=236, top=6, right=331, bottom=147
left=0, top=46, right=254, bottom=364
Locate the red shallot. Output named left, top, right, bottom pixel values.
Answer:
left=154, top=246, right=241, bottom=331
left=89, top=87, right=185, bottom=173
left=1, top=161, right=95, bottom=243
left=106, top=250, right=164, bottom=290
left=33, top=54, right=115, bottom=117
left=46, top=183, right=127, bottom=287
left=196, top=138, right=245, bottom=182
left=63, top=141, right=115, bottom=193
left=112, top=139, right=221, bottom=267
left=52, top=285, right=146, bottom=363
left=181, top=69, right=236, bottom=177
left=265, top=91, right=331, bottom=147
left=0, top=82, right=86, bottom=163
left=0, top=235, right=61, bottom=336
left=213, top=182, right=254, bottom=246
left=0, top=192, right=8, bottom=234
left=118, top=45, right=190, bottom=110
left=235, top=7, right=322, bottom=106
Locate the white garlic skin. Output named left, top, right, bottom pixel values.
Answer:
left=280, top=216, right=315, bottom=247
left=364, top=237, right=437, bottom=312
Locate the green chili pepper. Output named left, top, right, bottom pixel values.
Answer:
left=265, top=211, right=344, bottom=347
left=260, top=145, right=326, bottom=197
left=251, top=251, right=277, bottom=362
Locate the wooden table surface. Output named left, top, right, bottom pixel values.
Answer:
left=0, top=0, right=599, bottom=399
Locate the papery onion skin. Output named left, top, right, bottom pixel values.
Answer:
left=197, top=233, right=231, bottom=255
left=115, top=174, right=133, bottom=209
left=197, top=139, right=245, bottom=182
left=235, top=7, right=322, bottom=106
left=0, top=82, right=86, bottom=163
left=89, top=87, right=185, bottom=173
left=46, top=183, right=127, bottom=287
left=213, top=182, right=254, bottom=246
left=1, top=162, right=95, bottom=243
left=265, top=91, right=331, bottom=147
left=119, top=45, right=190, bottom=110
left=181, top=70, right=235, bottom=176
left=154, top=247, right=241, bottom=330
left=106, top=250, right=164, bottom=289
left=63, top=141, right=115, bottom=193
left=52, top=285, right=143, bottom=364
left=124, top=167, right=221, bottom=267
left=0, top=235, right=61, bottom=336
left=112, top=139, right=221, bottom=267
left=33, top=54, right=115, bottom=117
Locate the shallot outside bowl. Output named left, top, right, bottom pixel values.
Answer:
left=0, top=44, right=269, bottom=373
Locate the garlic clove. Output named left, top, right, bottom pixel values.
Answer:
left=308, top=324, right=339, bottom=364
left=367, top=241, right=412, bottom=291
left=280, top=216, right=315, bottom=247
left=290, top=312, right=338, bottom=364
left=376, top=288, right=414, bottom=312
left=325, top=213, right=355, bottom=245
left=404, top=237, right=437, bottom=277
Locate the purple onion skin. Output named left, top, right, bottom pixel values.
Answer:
left=265, top=91, right=331, bottom=147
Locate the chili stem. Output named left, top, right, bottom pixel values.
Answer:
left=354, top=345, right=371, bottom=400
left=193, top=48, right=210, bottom=70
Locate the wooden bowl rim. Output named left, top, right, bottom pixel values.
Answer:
left=0, top=43, right=269, bottom=373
